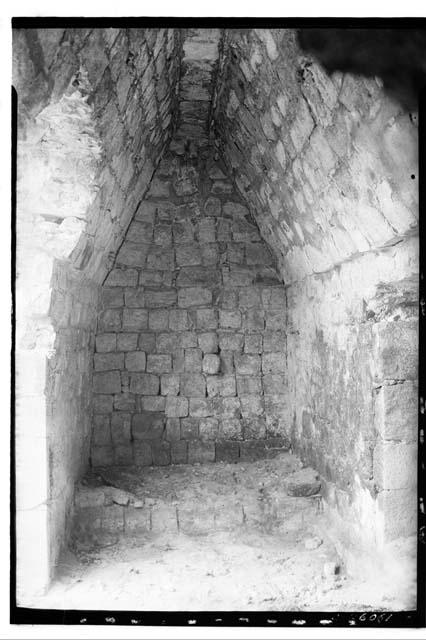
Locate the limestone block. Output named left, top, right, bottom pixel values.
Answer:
left=144, top=288, right=177, bottom=308
left=132, top=412, right=165, bottom=440
left=198, top=331, right=218, bottom=353
left=133, top=441, right=153, bottom=466
left=375, top=320, right=418, bottom=381
left=138, top=332, right=156, bottom=352
left=153, top=223, right=172, bottom=246
left=169, top=309, right=189, bottom=331
left=184, top=348, right=203, bottom=372
left=219, top=351, right=235, bottom=374
left=232, top=218, right=260, bottom=243
left=178, top=287, right=212, bottom=307
left=246, top=243, right=273, bottom=265
left=264, top=310, right=282, bottom=330
left=93, top=414, right=111, bottom=446
left=211, top=180, right=233, bottom=194
left=219, top=418, right=243, bottom=440
left=113, top=393, right=136, bottom=412
left=204, top=196, right=221, bottom=216
left=117, top=333, right=138, bottom=351
left=126, top=220, right=154, bottom=243
left=151, top=440, right=171, bottom=466
left=263, top=331, right=285, bottom=353
left=219, top=309, right=241, bottom=329
left=171, top=440, right=188, bottom=464
left=214, top=397, right=241, bottom=418
left=173, top=220, right=195, bottom=244
left=262, top=287, right=286, bottom=309
left=262, top=352, right=286, bottom=374
left=203, top=353, right=221, bottom=375
left=374, top=381, right=417, bottom=442
left=98, top=309, right=122, bottom=332
left=139, top=270, right=163, bottom=286
left=236, top=376, right=262, bottom=395
left=116, top=242, right=149, bottom=267
left=199, top=417, right=219, bottom=440
left=176, top=243, right=202, bottom=266
left=240, top=395, right=264, bottom=418
left=215, top=440, right=240, bottom=462
left=262, top=374, right=287, bottom=394
left=125, top=351, right=146, bottom=371
left=156, top=333, right=182, bottom=353
left=165, top=396, right=188, bottom=418
left=177, top=266, right=220, bottom=288
left=129, top=373, right=159, bottom=395
left=189, top=397, right=214, bottom=418
left=161, top=374, right=180, bottom=396
left=218, top=332, right=244, bottom=352
left=147, top=246, right=174, bottom=270
left=146, top=353, right=172, bottom=374
left=166, top=418, right=181, bottom=441
left=124, top=288, right=145, bottom=308
left=111, top=412, right=132, bottom=445
left=239, top=288, right=262, bottom=309
left=148, top=309, right=169, bottom=331
left=200, top=243, right=219, bottom=266
left=181, top=417, right=199, bottom=439
left=188, top=440, right=215, bottom=464
left=122, top=308, right=148, bottom=331
left=198, top=218, right=216, bottom=243
left=93, top=394, right=113, bottom=414
left=243, top=415, right=267, bottom=439
left=101, top=288, right=124, bottom=308
left=181, top=373, right=206, bottom=397
left=93, top=371, right=121, bottom=394
left=104, top=268, right=138, bottom=287
left=91, top=445, right=114, bottom=467
left=234, top=354, right=261, bottom=375
left=243, top=309, right=265, bottom=332
left=373, top=441, right=417, bottom=490
left=377, top=487, right=417, bottom=540
left=196, top=308, right=218, bottom=330
left=96, top=333, right=117, bottom=353
left=240, top=440, right=267, bottom=462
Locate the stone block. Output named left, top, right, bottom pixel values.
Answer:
left=94, top=352, right=124, bottom=372
left=105, top=268, right=138, bottom=287
left=196, top=308, right=218, bottom=330
left=265, top=437, right=291, bottom=456
left=153, top=223, right=172, bottom=246
left=122, top=308, right=148, bottom=331
left=133, top=441, right=153, bottom=466
left=148, top=309, right=169, bottom=331
left=139, top=270, right=163, bottom=286
left=180, top=373, right=206, bottom=398
left=132, top=412, right=165, bottom=440
left=151, top=440, right=171, bottom=466
left=161, top=374, right=180, bottom=396
left=181, top=417, right=199, bottom=439
left=116, top=242, right=149, bottom=267
left=200, top=243, right=219, bottom=266
left=126, top=219, right=153, bottom=243
left=171, top=440, right=188, bottom=464
left=375, top=320, right=418, bottom=381
left=172, top=349, right=185, bottom=373
left=243, top=416, right=267, bottom=439
left=124, top=506, right=151, bottom=532
left=199, top=417, right=219, bottom=440
left=234, top=354, right=261, bottom=375
left=198, top=217, right=216, bottom=243
left=130, top=373, right=159, bottom=395
left=206, top=374, right=236, bottom=397
left=102, top=288, right=124, bottom=308
left=142, top=396, right=166, bottom=412
left=285, top=469, right=321, bottom=497
left=98, top=309, right=122, bottom=332
left=93, top=394, right=113, bottom=414
left=265, top=309, right=282, bottom=330
left=374, top=381, right=417, bottom=442
left=262, top=352, right=286, bottom=374
left=96, top=333, right=117, bottom=353
left=215, top=440, right=240, bottom=463
left=144, top=288, right=177, bottom=308
left=117, top=333, right=138, bottom=351
left=156, top=332, right=181, bottom=353
left=243, top=309, right=265, bottom=332
left=188, top=440, right=215, bottom=464
left=146, top=354, right=172, bottom=373
left=262, top=374, right=286, bottom=394
left=176, top=243, right=202, bottom=266
left=204, top=196, right=221, bottom=216
left=261, top=287, right=286, bottom=309
left=240, top=395, right=264, bottom=418
left=91, top=445, right=114, bottom=467
left=93, top=371, right=121, bottom=394
left=203, top=353, right=221, bottom=375
left=377, top=488, right=417, bottom=541
left=226, top=242, right=245, bottom=264
left=111, top=412, right=132, bottom=445
left=218, top=332, right=244, bottom=352
left=178, top=287, right=212, bottom=307
left=169, top=309, right=189, bottom=331
left=243, top=335, right=262, bottom=355
left=125, top=351, right=146, bottom=371
left=166, top=418, right=181, bottom=441
left=239, top=288, right=262, bottom=309
left=240, top=440, right=267, bottom=462
left=124, top=288, right=145, bottom=308
left=263, top=331, right=285, bottom=353
left=220, top=351, right=235, bottom=374
left=184, top=348, right=203, bottom=372
left=189, top=397, right=214, bottom=418
left=198, top=332, right=218, bottom=353
left=177, top=266, right=219, bottom=288
left=114, top=393, right=136, bottom=412
left=138, top=332, right=156, bottom=352
left=219, top=417, right=243, bottom=440
left=246, top=243, right=273, bottom=265
left=165, top=396, right=188, bottom=418
left=219, top=309, right=241, bottom=329
left=173, top=220, right=195, bottom=244
left=219, top=288, right=238, bottom=309
left=146, top=246, right=174, bottom=270
left=236, top=376, right=262, bottom=395
left=373, top=442, right=417, bottom=490
left=101, top=503, right=125, bottom=531
left=93, top=414, right=111, bottom=446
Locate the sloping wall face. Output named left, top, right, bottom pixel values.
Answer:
left=92, top=150, right=289, bottom=467
left=214, top=28, right=418, bottom=546
left=14, top=27, right=181, bottom=599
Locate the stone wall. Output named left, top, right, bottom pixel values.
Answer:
left=14, top=27, right=181, bottom=600
left=92, top=149, right=289, bottom=467
left=214, top=28, right=418, bottom=545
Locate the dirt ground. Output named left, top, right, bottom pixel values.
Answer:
left=32, top=454, right=417, bottom=612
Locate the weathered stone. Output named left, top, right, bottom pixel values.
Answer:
left=189, top=397, right=213, bottom=418
left=138, top=332, right=156, bottom=352
left=142, top=396, right=166, bottom=412
left=98, top=309, right=122, bottom=332
left=219, top=417, right=242, bottom=440
left=102, top=288, right=124, bottom=308
left=132, top=412, right=165, bottom=440
left=215, top=440, right=240, bottom=462
left=171, top=440, right=188, bottom=464
left=234, top=354, right=261, bottom=375
left=122, top=308, right=148, bottom=331
left=96, top=333, right=117, bottom=353
left=165, top=396, right=189, bottom=418
left=148, top=309, right=169, bottom=331
left=196, top=308, right=218, bottom=330
left=105, top=268, right=138, bottom=287
left=262, top=352, right=286, bottom=373
left=178, top=287, right=212, bottom=307
left=93, top=394, right=114, bottom=414
left=110, top=412, right=132, bottom=445
left=113, top=392, right=136, bottom=412
left=146, top=354, right=172, bottom=373
left=169, top=309, right=189, bottom=331
left=184, top=348, right=203, bottom=372
left=202, top=353, right=221, bottom=374
left=181, top=417, right=199, bottom=439
left=124, top=288, right=145, bottom=308
left=93, top=371, right=121, bottom=394
left=144, top=288, right=177, bottom=308
left=151, top=440, right=171, bottom=466
left=285, top=469, right=321, bottom=497
left=188, top=440, right=215, bottom=463
left=218, top=332, right=244, bottom=352
left=160, top=373, right=180, bottom=396
left=180, top=373, right=206, bottom=398
left=129, top=373, right=159, bottom=395
left=198, top=331, right=218, bottom=353
left=125, top=351, right=146, bottom=371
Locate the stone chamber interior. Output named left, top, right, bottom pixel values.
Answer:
left=14, top=26, right=419, bottom=611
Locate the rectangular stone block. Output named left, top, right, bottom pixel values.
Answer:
left=138, top=332, right=156, bottom=352
left=146, top=354, right=172, bottom=374
left=124, top=506, right=151, bottom=533
left=133, top=441, right=153, bottom=466
left=218, top=332, right=244, bottom=352
left=101, top=504, right=125, bottom=532
left=263, top=331, right=286, bottom=353
left=96, top=333, right=117, bottom=353
left=373, top=442, right=417, bottom=490
left=151, top=504, right=177, bottom=532
left=198, top=217, right=216, bottom=243
left=169, top=309, right=189, bottom=331
left=244, top=334, right=262, bottom=354
left=234, top=354, right=261, bottom=375
left=198, top=417, right=219, bottom=440
left=142, top=396, right=166, bottom=412
left=153, top=223, right=172, bottom=246
left=246, top=243, right=273, bottom=265
left=139, top=269, right=162, bottom=286
left=181, top=417, right=199, bottom=439
left=196, top=308, right=218, bottom=330
left=220, top=351, right=235, bottom=374
left=130, top=372, right=159, bottom=395
left=148, top=309, right=169, bottom=331
left=126, top=219, right=153, bottom=243
left=375, top=320, right=418, bottom=381
left=165, top=418, right=181, bottom=441
left=94, top=352, right=124, bottom=372
left=125, top=351, right=146, bottom=371
left=117, top=333, right=138, bottom=351
left=93, top=394, right=113, bottom=414
left=240, top=395, right=264, bottom=418
left=189, top=397, right=214, bottom=418
left=98, top=309, right=122, bottom=332
left=377, top=488, right=417, bottom=541
left=178, top=287, right=212, bottom=307
left=122, top=308, right=148, bottom=331
left=114, top=444, right=134, bottom=466
left=180, top=373, right=206, bottom=398
left=151, top=440, right=171, bottom=466
left=146, top=246, right=174, bottom=270
left=116, top=242, right=149, bottom=267
left=243, top=309, right=265, bottom=332
left=262, top=374, right=287, bottom=394
left=226, top=242, right=245, bottom=264
left=124, top=287, right=145, bottom=308
left=173, top=220, right=194, bottom=244
left=132, top=412, right=165, bottom=440
left=114, top=392, right=136, bottom=411
left=261, top=287, right=286, bottom=309
left=243, top=416, right=267, bottom=439
left=232, top=218, right=259, bottom=242
left=264, top=309, right=282, bottom=330
left=161, top=374, right=180, bottom=396
left=184, top=348, right=203, bottom=372
left=177, top=266, right=219, bottom=288
left=374, top=381, right=417, bottom=442
left=165, top=396, right=188, bottom=418
left=262, top=352, right=286, bottom=373
left=175, top=243, right=202, bottom=266
left=198, top=332, right=218, bottom=354
left=236, top=376, right=262, bottom=395
left=171, top=440, right=188, bottom=464
left=93, top=414, right=111, bottom=446
left=105, top=268, right=138, bottom=287
left=111, top=412, right=132, bottom=445
left=219, top=309, right=241, bottom=329
left=202, top=354, right=221, bottom=374
left=240, top=440, right=267, bottom=462
left=218, top=417, right=243, bottom=440
left=188, top=440, right=215, bottom=464
left=91, top=444, right=114, bottom=467
left=144, top=288, right=177, bottom=308
left=93, top=371, right=121, bottom=394
left=102, top=287, right=124, bottom=308
left=215, top=440, right=240, bottom=463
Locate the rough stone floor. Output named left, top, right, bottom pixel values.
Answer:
left=34, top=454, right=416, bottom=612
